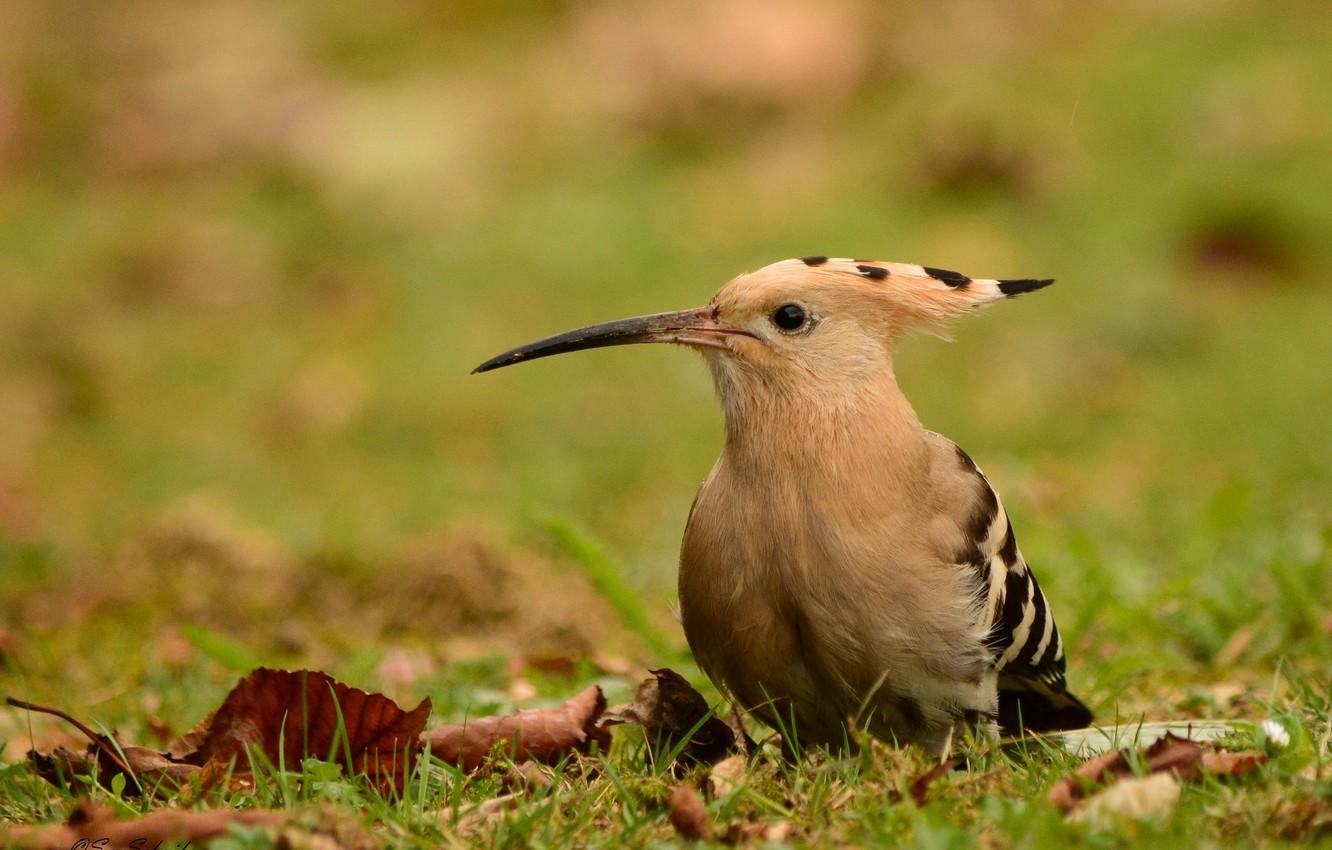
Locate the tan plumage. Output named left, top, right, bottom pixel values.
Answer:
left=475, top=256, right=1091, bottom=753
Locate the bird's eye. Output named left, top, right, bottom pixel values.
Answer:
left=771, top=303, right=808, bottom=332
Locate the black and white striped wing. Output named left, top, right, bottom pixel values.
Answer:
left=953, top=445, right=1093, bottom=733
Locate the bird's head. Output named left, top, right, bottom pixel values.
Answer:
left=473, top=256, right=1051, bottom=417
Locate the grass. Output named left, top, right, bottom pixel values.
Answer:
left=2, top=0, right=1331, bottom=846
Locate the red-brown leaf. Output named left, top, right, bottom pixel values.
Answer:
left=1049, top=732, right=1264, bottom=813
left=187, top=668, right=430, bottom=793
left=908, top=758, right=958, bottom=806
left=667, top=784, right=713, bottom=841
left=1201, top=749, right=1266, bottom=776
left=422, top=684, right=609, bottom=773
left=11, top=698, right=198, bottom=797
left=1049, top=734, right=1202, bottom=812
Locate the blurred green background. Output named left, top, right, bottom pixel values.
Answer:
left=0, top=1, right=1329, bottom=722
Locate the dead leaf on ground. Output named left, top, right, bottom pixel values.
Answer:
left=500, top=760, right=555, bottom=793
left=907, top=758, right=959, bottom=806
left=180, top=668, right=430, bottom=794
left=601, top=668, right=743, bottom=774
left=11, top=668, right=430, bottom=796
left=721, top=813, right=798, bottom=844
left=422, top=684, right=610, bottom=773
left=1202, top=749, right=1265, bottom=776
left=454, top=793, right=520, bottom=836
left=1049, top=733, right=1200, bottom=812
left=0, top=800, right=283, bottom=850
left=667, top=784, right=713, bottom=841
left=707, top=753, right=747, bottom=797
left=1069, top=772, right=1182, bottom=827
left=1049, top=732, right=1265, bottom=814
left=10, top=698, right=202, bottom=796
left=12, top=668, right=615, bottom=796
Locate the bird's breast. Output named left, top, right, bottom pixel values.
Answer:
left=677, top=448, right=993, bottom=740
left=677, top=457, right=892, bottom=713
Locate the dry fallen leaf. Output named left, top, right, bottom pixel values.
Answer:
left=908, top=758, right=959, bottom=806
left=707, top=753, right=747, bottom=798
left=500, top=760, right=555, bottom=793
left=1049, top=733, right=1200, bottom=812
left=181, top=668, right=430, bottom=794
left=1202, top=749, right=1265, bottom=776
left=10, top=698, right=201, bottom=797
left=454, top=793, right=520, bottom=836
left=667, top=784, right=713, bottom=841
left=13, top=668, right=615, bottom=795
left=1069, top=772, right=1182, bottom=827
left=1050, top=732, right=1265, bottom=814
left=601, top=668, right=741, bottom=773
left=721, top=813, right=799, bottom=844
left=12, top=668, right=430, bottom=796
left=0, top=800, right=283, bottom=850
left=422, top=684, right=610, bottom=773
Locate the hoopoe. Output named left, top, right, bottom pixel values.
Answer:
left=474, top=256, right=1092, bottom=753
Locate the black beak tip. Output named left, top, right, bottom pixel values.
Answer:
left=471, top=355, right=513, bottom=374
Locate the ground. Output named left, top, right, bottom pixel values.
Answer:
left=1, top=1, right=1330, bottom=847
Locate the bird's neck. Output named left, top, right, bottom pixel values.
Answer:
left=717, top=364, right=930, bottom=485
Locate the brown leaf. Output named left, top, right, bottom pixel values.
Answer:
left=601, top=668, right=741, bottom=773
left=1201, top=749, right=1265, bottom=776
left=167, top=709, right=214, bottom=760
left=455, top=793, right=520, bottom=836
left=12, top=698, right=197, bottom=797
left=187, top=668, right=430, bottom=794
left=500, top=760, right=554, bottom=793
left=1049, top=748, right=1125, bottom=809
left=722, top=813, right=799, bottom=844
left=422, top=684, right=610, bottom=773
left=707, top=753, right=747, bottom=797
left=667, top=784, right=713, bottom=841
left=13, top=670, right=429, bottom=796
left=121, top=745, right=205, bottom=790
left=1048, top=732, right=1258, bottom=813
left=1069, top=773, right=1182, bottom=826
left=908, top=758, right=958, bottom=806
left=1142, top=733, right=1206, bottom=778
left=1, top=800, right=283, bottom=850
left=26, top=747, right=96, bottom=792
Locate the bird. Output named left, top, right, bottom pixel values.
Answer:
left=473, top=256, right=1092, bottom=754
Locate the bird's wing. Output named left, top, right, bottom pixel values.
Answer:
left=945, top=440, right=1093, bottom=733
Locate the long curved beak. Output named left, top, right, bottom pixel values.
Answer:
left=472, top=306, right=750, bottom=374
